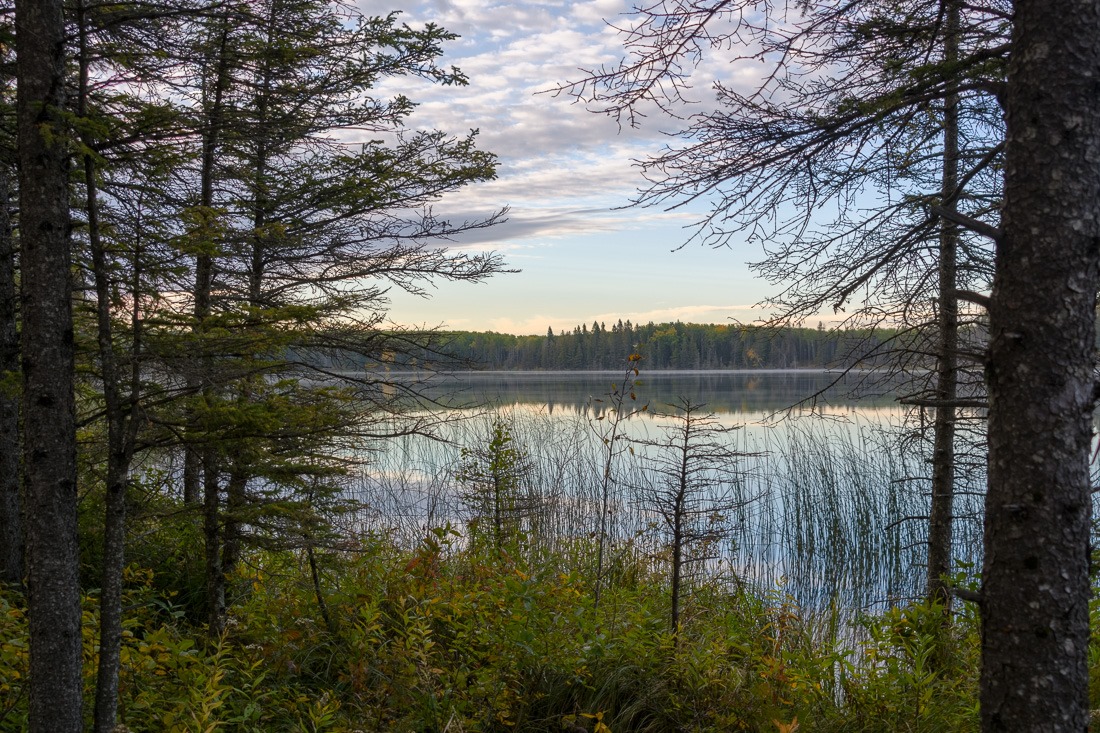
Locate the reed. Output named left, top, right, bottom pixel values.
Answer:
left=348, top=408, right=986, bottom=617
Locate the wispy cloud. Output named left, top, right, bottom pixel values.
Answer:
left=357, top=1, right=674, bottom=232
left=440, top=206, right=699, bottom=249
left=351, top=1, right=786, bottom=330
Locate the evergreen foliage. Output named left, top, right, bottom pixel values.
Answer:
left=631, top=398, right=751, bottom=638
left=442, top=322, right=899, bottom=370
left=2, top=1, right=507, bottom=728
left=456, top=419, right=536, bottom=557
left=2, top=0, right=1098, bottom=728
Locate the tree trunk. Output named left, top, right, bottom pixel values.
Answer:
left=926, top=0, right=960, bottom=610
left=307, top=544, right=336, bottom=635
left=194, top=22, right=232, bottom=636
left=220, top=470, right=246, bottom=583
left=980, top=0, right=1100, bottom=729
left=204, top=460, right=225, bottom=636
left=0, top=166, right=22, bottom=588
left=670, top=424, right=690, bottom=643
left=79, top=5, right=136, bottom=728
left=15, top=0, right=83, bottom=729
left=670, top=508, right=682, bottom=641
left=183, top=447, right=201, bottom=505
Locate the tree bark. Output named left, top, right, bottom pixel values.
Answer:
left=0, top=166, right=22, bottom=588
left=183, top=445, right=201, bottom=505
left=926, top=0, right=960, bottom=611
left=670, top=423, right=689, bottom=643
left=203, top=459, right=225, bottom=636
left=980, top=0, right=1100, bottom=729
left=307, top=544, right=336, bottom=635
left=15, top=0, right=83, bottom=729
left=220, top=470, right=246, bottom=583
left=193, top=21, right=232, bottom=636
left=79, top=4, right=137, bottom=728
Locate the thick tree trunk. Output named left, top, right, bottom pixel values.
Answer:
left=15, top=0, right=83, bottom=730
left=0, top=167, right=22, bottom=588
left=980, top=0, right=1100, bottom=729
left=926, top=0, right=960, bottom=610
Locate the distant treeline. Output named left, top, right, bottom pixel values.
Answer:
left=442, top=321, right=899, bottom=371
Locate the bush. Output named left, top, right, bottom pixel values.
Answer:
left=0, top=534, right=997, bottom=732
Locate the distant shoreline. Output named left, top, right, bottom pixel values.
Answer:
left=353, top=368, right=895, bottom=377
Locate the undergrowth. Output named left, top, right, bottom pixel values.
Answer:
left=0, top=527, right=1004, bottom=732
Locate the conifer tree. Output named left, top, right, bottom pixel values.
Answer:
left=632, top=398, right=748, bottom=641
left=457, top=419, right=535, bottom=557
left=980, top=0, right=1100, bottom=725
left=154, top=0, right=506, bottom=634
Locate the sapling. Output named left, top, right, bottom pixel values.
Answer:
left=632, top=397, right=751, bottom=641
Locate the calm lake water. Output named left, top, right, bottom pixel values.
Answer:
left=354, top=370, right=984, bottom=614
left=415, top=369, right=902, bottom=417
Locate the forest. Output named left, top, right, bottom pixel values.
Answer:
left=440, top=323, right=898, bottom=371
left=2, top=0, right=1100, bottom=732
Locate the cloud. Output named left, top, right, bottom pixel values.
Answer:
left=354, top=0, right=764, bottom=248
left=590, top=303, right=763, bottom=325
left=350, top=1, right=790, bottom=331
left=362, top=3, right=666, bottom=149
left=435, top=206, right=700, bottom=249
left=571, top=0, right=631, bottom=25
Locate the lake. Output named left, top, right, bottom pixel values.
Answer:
left=411, top=368, right=901, bottom=415
left=351, top=370, right=985, bottom=614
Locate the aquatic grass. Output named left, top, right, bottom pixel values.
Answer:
left=351, top=408, right=986, bottom=616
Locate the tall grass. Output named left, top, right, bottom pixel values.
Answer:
left=0, top=405, right=1016, bottom=731
left=348, top=408, right=986, bottom=616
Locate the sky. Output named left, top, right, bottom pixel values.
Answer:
left=356, top=0, right=777, bottom=336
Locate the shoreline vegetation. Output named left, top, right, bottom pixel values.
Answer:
left=2, top=361, right=1002, bottom=731
left=3, top=403, right=991, bottom=733
left=334, top=323, right=907, bottom=373
left=1, top=541, right=987, bottom=732
left=0, top=388, right=1000, bottom=731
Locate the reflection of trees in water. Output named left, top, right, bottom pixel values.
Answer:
left=417, top=370, right=903, bottom=417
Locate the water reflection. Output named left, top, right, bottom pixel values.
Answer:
left=417, top=369, right=904, bottom=418
left=353, top=371, right=983, bottom=615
